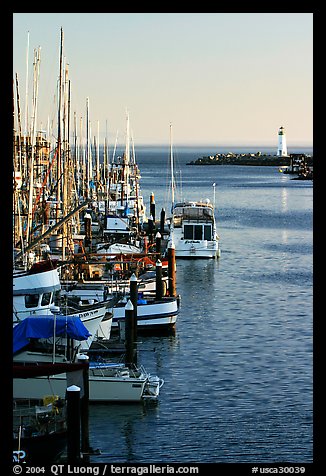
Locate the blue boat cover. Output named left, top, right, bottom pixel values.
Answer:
left=13, top=315, right=92, bottom=354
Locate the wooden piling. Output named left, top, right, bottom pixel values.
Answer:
left=66, top=384, right=81, bottom=463
left=129, top=274, right=138, bottom=365
left=155, top=231, right=162, bottom=261
left=84, top=213, right=92, bottom=247
left=77, top=354, right=90, bottom=457
left=124, top=300, right=135, bottom=367
left=168, top=240, right=177, bottom=297
left=148, top=215, right=154, bottom=244
left=150, top=192, right=156, bottom=223
left=156, top=259, right=163, bottom=300
left=160, top=208, right=165, bottom=235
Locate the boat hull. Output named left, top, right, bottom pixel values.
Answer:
left=13, top=430, right=67, bottom=464
left=109, top=297, right=179, bottom=333
left=174, top=239, right=219, bottom=259
left=13, top=372, right=146, bottom=402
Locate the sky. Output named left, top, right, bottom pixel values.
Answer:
left=12, top=12, right=313, bottom=147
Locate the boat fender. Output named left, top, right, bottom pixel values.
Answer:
left=162, top=280, right=167, bottom=296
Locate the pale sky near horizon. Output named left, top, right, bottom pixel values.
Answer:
left=13, top=12, right=313, bottom=147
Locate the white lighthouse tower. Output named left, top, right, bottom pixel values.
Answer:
left=277, top=126, right=288, bottom=157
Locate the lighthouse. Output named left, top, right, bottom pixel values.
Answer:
left=277, top=126, right=288, bottom=157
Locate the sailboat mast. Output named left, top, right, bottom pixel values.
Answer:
left=170, top=123, right=175, bottom=211
left=86, top=97, right=90, bottom=198
left=56, top=27, right=64, bottom=223
left=125, top=111, right=130, bottom=206
left=96, top=120, right=100, bottom=185
left=169, top=123, right=176, bottom=243
left=24, top=31, right=29, bottom=137
left=26, top=47, right=41, bottom=247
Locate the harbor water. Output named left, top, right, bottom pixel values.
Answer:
left=88, top=146, right=313, bottom=464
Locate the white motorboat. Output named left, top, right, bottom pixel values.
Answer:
left=170, top=200, right=220, bottom=259
left=13, top=362, right=164, bottom=403
left=13, top=316, right=164, bottom=403
left=166, top=125, right=220, bottom=259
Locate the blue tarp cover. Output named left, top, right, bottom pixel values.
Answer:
left=13, top=315, right=92, bottom=354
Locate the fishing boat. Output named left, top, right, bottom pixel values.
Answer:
left=109, top=295, right=179, bottom=333
left=56, top=297, right=114, bottom=350
left=84, top=112, right=147, bottom=250
left=13, top=259, right=61, bottom=323
left=60, top=260, right=176, bottom=338
left=13, top=258, right=116, bottom=348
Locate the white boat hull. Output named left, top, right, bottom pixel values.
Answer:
left=174, top=238, right=219, bottom=259
left=76, top=306, right=112, bottom=350
left=169, top=200, right=220, bottom=259
left=13, top=374, right=145, bottom=402
left=109, top=297, right=179, bottom=334
left=13, top=364, right=161, bottom=402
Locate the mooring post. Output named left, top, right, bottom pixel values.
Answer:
left=84, top=213, right=92, bottom=248
left=77, top=354, right=90, bottom=457
left=150, top=192, right=156, bottom=223
left=124, top=299, right=135, bottom=367
left=155, top=231, right=162, bottom=261
left=168, top=240, right=177, bottom=297
left=148, top=215, right=154, bottom=244
left=156, top=259, right=163, bottom=300
left=129, top=274, right=138, bottom=365
left=160, top=208, right=165, bottom=235
left=66, top=384, right=81, bottom=463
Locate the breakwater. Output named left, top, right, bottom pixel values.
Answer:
left=187, top=152, right=313, bottom=166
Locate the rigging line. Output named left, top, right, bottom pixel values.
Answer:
left=32, top=147, right=58, bottom=214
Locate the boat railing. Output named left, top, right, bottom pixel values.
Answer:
left=13, top=398, right=67, bottom=436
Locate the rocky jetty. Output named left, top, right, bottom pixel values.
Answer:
left=187, top=152, right=313, bottom=167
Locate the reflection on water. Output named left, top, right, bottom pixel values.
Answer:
left=281, top=187, right=288, bottom=213
left=88, top=163, right=313, bottom=463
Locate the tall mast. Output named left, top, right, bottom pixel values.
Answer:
left=80, top=115, right=85, bottom=198
left=24, top=31, right=29, bottom=136
left=86, top=97, right=90, bottom=198
left=168, top=123, right=176, bottom=243
left=125, top=110, right=130, bottom=165
left=22, top=31, right=30, bottom=184
left=104, top=119, right=108, bottom=183
left=170, top=123, right=175, bottom=211
left=56, top=27, right=64, bottom=223
left=62, top=61, right=69, bottom=260
left=96, top=119, right=100, bottom=185
left=26, top=47, right=41, bottom=247
left=15, top=73, right=23, bottom=172
left=124, top=111, right=130, bottom=207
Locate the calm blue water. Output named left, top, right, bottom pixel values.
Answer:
left=89, top=146, right=313, bottom=464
